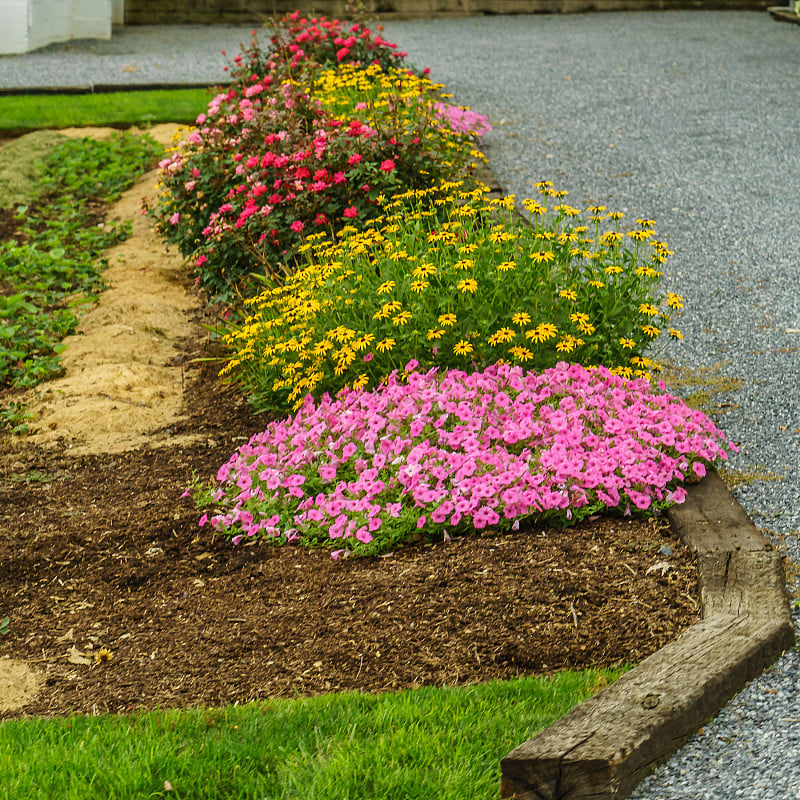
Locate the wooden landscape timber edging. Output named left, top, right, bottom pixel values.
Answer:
left=768, top=5, right=800, bottom=24
left=500, top=469, right=796, bottom=800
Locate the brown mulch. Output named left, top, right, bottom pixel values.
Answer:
left=0, top=206, right=19, bottom=242
left=0, top=351, right=700, bottom=719
left=0, top=155, right=700, bottom=717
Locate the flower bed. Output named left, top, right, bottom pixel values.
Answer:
left=155, top=10, right=736, bottom=556
left=150, top=18, right=487, bottom=301
left=193, top=361, right=734, bottom=557
left=221, top=180, right=683, bottom=411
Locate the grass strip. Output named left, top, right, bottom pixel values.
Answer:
left=0, top=89, right=212, bottom=133
left=0, top=668, right=625, bottom=800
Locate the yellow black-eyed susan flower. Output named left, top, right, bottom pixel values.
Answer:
left=666, top=292, right=685, bottom=309
left=511, top=312, right=531, bottom=326
left=509, top=346, right=535, bottom=362
left=522, top=199, right=545, bottom=215
left=457, top=278, right=478, bottom=294
left=488, top=327, right=515, bottom=346
left=526, top=323, right=558, bottom=343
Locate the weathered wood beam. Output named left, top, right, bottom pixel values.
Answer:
left=500, top=471, right=795, bottom=800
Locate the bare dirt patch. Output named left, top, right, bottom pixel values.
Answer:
left=0, top=127, right=700, bottom=717
left=0, top=361, right=699, bottom=718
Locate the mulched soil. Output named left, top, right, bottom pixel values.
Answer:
left=0, top=347, right=700, bottom=719
left=0, top=207, right=18, bottom=243
left=0, top=165, right=700, bottom=719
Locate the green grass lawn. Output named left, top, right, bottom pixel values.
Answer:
left=0, top=669, right=625, bottom=800
left=0, top=88, right=213, bottom=133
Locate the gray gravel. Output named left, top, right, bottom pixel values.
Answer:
left=0, top=25, right=255, bottom=88
left=2, top=11, right=799, bottom=798
left=384, top=16, right=800, bottom=799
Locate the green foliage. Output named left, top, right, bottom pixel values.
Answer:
left=229, top=10, right=411, bottom=85
left=0, top=130, right=65, bottom=210
left=0, top=132, right=161, bottom=396
left=149, top=67, right=486, bottom=302
left=0, top=617, right=8, bottom=635
left=0, top=668, right=626, bottom=799
left=37, top=131, right=162, bottom=203
left=0, top=403, right=32, bottom=435
left=222, top=180, right=681, bottom=411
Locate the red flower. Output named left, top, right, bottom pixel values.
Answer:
left=343, top=206, right=358, bottom=219
left=379, top=159, right=396, bottom=172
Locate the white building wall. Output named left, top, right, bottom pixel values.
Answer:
left=0, top=0, right=112, bottom=55
left=70, top=0, right=113, bottom=37
left=0, top=0, right=31, bottom=54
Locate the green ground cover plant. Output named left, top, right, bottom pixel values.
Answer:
left=0, top=131, right=162, bottom=417
left=0, top=669, right=625, bottom=800
left=0, top=130, right=65, bottom=209
left=0, top=88, right=212, bottom=133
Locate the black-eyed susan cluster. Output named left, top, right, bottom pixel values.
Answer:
left=222, top=180, right=682, bottom=411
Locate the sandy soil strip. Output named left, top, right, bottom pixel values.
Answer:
left=25, top=124, right=204, bottom=456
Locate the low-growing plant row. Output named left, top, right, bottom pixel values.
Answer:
left=192, top=361, right=729, bottom=557
left=0, top=132, right=162, bottom=430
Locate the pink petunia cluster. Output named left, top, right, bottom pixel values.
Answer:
left=197, top=362, right=735, bottom=557
left=433, top=102, right=492, bottom=137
